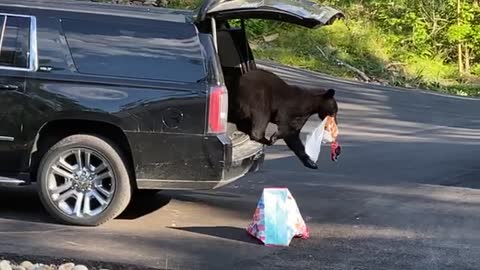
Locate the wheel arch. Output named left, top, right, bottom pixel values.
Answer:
left=29, top=118, right=136, bottom=187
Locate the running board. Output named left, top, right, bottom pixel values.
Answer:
left=0, top=177, right=27, bottom=186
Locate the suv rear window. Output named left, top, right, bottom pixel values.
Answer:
left=0, top=15, right=31, bottom=69
left=62, top=18, right=206, bottom=83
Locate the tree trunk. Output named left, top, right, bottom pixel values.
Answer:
left=465, top=46, right=470, bottom=74
left=457, top=0, right=464, bottom=74
left=458, top=44, right=464, bottom=74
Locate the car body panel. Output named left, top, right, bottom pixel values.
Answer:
left=0, top=69, right=27, bottom=172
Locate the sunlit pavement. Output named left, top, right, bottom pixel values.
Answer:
left=1, top=62, right=480, bottom=270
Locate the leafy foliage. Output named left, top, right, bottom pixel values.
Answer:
left=249, top=0, right=480, bottom=95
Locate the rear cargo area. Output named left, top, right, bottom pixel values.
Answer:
left=218, top=24, right=258, bottom=142
left=227, top=122, right=250, bottom=145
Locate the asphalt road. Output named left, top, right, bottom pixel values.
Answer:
left=2, top=63, right=480, bottom=270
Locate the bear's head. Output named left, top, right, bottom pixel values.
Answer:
left=316, top=88, right=338, bottom=123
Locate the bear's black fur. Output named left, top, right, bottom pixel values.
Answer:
left=227, top=69, right=338, bottom=169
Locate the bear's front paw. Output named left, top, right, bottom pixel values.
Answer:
left=268, top=133, right=278, bottom=145
left=302, top=158, right=318, bottom=170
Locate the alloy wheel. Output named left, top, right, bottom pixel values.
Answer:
left=46, top=148, right=115, bottom=219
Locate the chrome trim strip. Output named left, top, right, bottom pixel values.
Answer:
left=0, top=16, right=7, bottom=55
left=138, top=179, right=220, bottom=183
left=211, top=17, right=218, bottom=53
left=136, top=179, right=219, bottom=190
left=29, top=15, right=38, bottom=72
left=0, top=13, right=38, bottom=72
left=0, top=13, right=32, bottom=18
left=0, top=65, right=32, bottom=71
left=0, top=136, right=14, bottom=142
left=0, top=178, right=26, bottom=186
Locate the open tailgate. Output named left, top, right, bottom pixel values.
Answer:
left=196, top=0, right=344, bottom=28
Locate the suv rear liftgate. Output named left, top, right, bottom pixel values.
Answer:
left=198, top=0, right=345, bottom=185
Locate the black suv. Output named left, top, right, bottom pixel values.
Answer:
left=0, top=0, right=343, bottom=225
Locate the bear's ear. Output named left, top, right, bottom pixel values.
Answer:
left=324, top=89, right=335, bottom=99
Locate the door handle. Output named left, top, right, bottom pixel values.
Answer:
left=0, top=84, right=19, bottom=90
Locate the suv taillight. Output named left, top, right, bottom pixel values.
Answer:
left=208, top=85, right=228, bottom=134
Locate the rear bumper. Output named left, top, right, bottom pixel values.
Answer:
left=132, top=133, right=265, bottom=190
left=215, top=138, right=265, bottom=189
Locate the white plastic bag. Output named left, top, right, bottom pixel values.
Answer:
left=304, top=118, right=335, bottom=163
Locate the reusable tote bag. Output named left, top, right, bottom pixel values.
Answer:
left=247, top=188, right=309, bottom=246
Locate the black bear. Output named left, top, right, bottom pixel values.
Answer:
left=227, top=69, right=338, bottom=169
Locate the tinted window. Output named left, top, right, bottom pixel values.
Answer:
left=62, top=18, right=206, bottom=82
left=36, top=18, right=72, bottom=73
left=199, top=33, right=224, bottom=85
left=0, top=15, right=31, bottom=68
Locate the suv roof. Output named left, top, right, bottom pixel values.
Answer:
left=0, top=0, right=194, bottom=22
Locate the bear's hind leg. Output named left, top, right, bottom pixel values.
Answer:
left=235, top=118, right=252, bottom=136
left=269, top=122, right=295, bottom=145
left=250, top=115, right=272, bottom=145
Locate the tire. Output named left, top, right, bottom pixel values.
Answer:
left=37, top=134, right=132, bottom=226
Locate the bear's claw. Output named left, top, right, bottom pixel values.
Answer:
left=302, top=158, right=318, bottom=169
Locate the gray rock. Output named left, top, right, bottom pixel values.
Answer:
left=31, top=264, right=54, bottom=270
left=19, top=262, right=33, bottom=270
left=58, top=263, right=75, bottom=270
left=72, top=266, right=88, bottom=270
left=0, top=261, right=12, bottom=270
left=12, top=266, right=26, bottom=270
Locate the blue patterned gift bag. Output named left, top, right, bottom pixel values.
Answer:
left=247, top=187, right=309, bottom=246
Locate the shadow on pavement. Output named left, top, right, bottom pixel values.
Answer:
left=0, top=186, right=54, bottom=224
left=118, top=191, right=172, bottom=220
left=169, top=226, right=261, bottom=245
left=0, top=186, right=173, bottom=223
